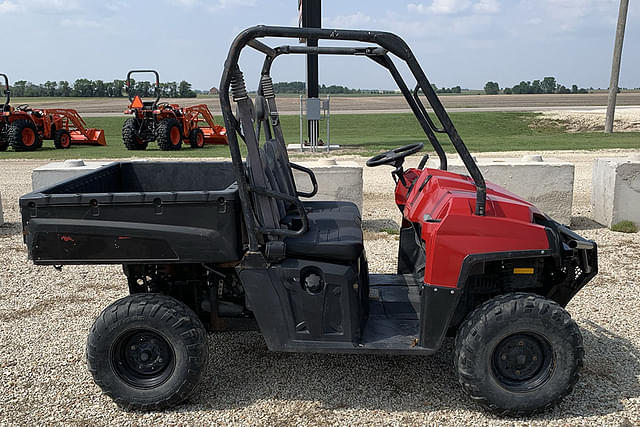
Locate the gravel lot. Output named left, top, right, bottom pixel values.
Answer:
left=1, top=150, right=639, bottom=426
left=540, top=108, right=640, bottom=132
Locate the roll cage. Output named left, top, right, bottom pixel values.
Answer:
left=219, top=25, right=487, bottom=251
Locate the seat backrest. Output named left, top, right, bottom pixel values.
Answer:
left=264, top=139, right=297, bottom=197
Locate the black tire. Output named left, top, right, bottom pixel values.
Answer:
left=0, top=124, right=8, bottom=151
left=189, top=128, right=205, bottom=148
left=86, top=293, right=209, bottom=410
left=8, top=119, right=41, bottom=152
left=156, top=118, right=182, bottom=151
left=54, top=129, right=72, bottom=149
left=122, top=118, right=149, bottom=150
left=454, top=293, right=583, bottom=416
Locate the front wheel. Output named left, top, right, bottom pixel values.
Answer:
left=454, top=293, right=583, bottom=416
left=189, top=128, right=205, bottom=148
left=54, top=129, right=72, bottom=149
left=86, top=294, right=209, bottom=410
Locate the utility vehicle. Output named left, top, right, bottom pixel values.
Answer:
left=20, top=26, right=597, bottom=415
left=122, top=70, right=227, bottom=151
left=0, top=73, right=106, bottom=151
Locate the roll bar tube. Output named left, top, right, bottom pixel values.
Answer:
left=219, top=26, right=488, bottom=249
left=125, top=70, right=161, bottom=106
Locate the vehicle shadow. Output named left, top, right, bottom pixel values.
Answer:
left=181, top=319, right=639, bottom=420
left=362, top=219, right=400, bottom=233
left=570, top=216, right=606, bottom=231
left=0, top=222, right=21, bottom=238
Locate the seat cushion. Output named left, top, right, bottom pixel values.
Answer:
left=303, top=200, right=361, bottom=219
left=285, top=217, right=364, bottom=262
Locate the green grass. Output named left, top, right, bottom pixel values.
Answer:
left=0, top=112, right=638, bottom=160
left=611, top=220, right=638, bottom=233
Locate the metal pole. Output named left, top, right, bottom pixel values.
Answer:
left=302, top=0, right=321, bottom=148
left=326, top=95, right=330, bottom=153
left=605, top=0, right=629, bottom=133
left=299, top=95, right=303, bottom=151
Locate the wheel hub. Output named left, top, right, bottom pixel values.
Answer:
left=113, top=329, right=175, bottom=388
left=491, top=333, right=554, bottom=392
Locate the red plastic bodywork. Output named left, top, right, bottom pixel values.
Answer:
left=396, top=168, right=550, bottom=288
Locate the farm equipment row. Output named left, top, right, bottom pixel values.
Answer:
left=0, top=73, right=105, bottom=151
left=122, top=70, right=227, bottom=151
left=0, top=71, right=228, bottom=152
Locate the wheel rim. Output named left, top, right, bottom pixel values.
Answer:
left=22, top=128, right=36, bottom=147
left=197, top=133, right=204, bottom=147
left=170, top=126, right=181, bottom=145
left=491, top=332, right=555, bottom=392
left=61, top=133, right=70, bottom=148
left=112, top=329, right=175, bottom=389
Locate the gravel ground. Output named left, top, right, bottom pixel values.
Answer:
left=1, top=150, right=640, bottom=426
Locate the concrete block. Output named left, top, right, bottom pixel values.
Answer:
left=429, top=157, right=575, bottom=225
left=292, top=159, right=363, bottom=213
left=592, top=156, right=640, bottom=228
left=32, top=159, right=114, bottom=191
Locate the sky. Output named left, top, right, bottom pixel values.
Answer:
left=0, top=0, right=638, bottom=91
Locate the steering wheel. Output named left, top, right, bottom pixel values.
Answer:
left=366, top=143, right=424, bottom=167
left=16, top=104, right=29, bottom=111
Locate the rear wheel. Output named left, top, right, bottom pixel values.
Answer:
left=86, top=293, right=209, bottom=410
left=122, top=118, right=149, bottom=150
left=156, top=118, right=182, bottom=151
left=0, top=124, right=7, bottom=151
left=8, top=120, right=41, bottom=151
left=454, top=293, right=583, bottom=416
left=54, top=129, right=71, bottom=149
left=189, top=128, right=205, bottom=148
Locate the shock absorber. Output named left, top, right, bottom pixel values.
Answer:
left=230, top=66, right=249, bottom=102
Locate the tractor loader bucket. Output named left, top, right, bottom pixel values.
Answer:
left=202, top=125, right=228, bottom=145
left=70, top=128, right=106, bottom=146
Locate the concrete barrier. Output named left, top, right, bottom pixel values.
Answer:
left=592, top=156, right=640, bottom=228
left=32, top=159, right=114, bottom=191
left=429, top=156, right=575, bottom=225
left=292, top=159, right=363, bottom=213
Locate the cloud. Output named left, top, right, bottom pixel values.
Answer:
left=209, top=0, right=256, bottom=12
left=324, top=12, right=373, bottom=28
left=408, top=0, right=499, bottom=15
left=473, top=0, right=499, bottom=13
left=61, top=17, right=108, bottom=29
left=0, top=1, right=18, bottom=13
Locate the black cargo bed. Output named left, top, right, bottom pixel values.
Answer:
left=20, top=161, right=243, bottom=265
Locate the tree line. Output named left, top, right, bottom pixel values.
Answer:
left=484, top=77, right=590, bottom=95
left=272, top=81, right=397, bottom=95
left=8, top=79, right=197, bottom=98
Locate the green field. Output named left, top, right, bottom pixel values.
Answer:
left=0, top=112, right=638, bottom=160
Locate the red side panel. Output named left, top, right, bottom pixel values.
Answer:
left=399, top=168, right=550, bottom=288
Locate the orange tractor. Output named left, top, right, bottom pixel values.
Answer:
left=0, top=73, right=106, bottom=152
left=122, top=70, right=227, bottom=151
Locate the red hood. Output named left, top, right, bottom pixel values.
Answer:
left=401, top=168, right=545, bottom=225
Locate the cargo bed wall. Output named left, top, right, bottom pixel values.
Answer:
left=20, top=161, right=244, bottom=265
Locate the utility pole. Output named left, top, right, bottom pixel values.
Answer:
left=605, top=0, right=629, bottom=133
